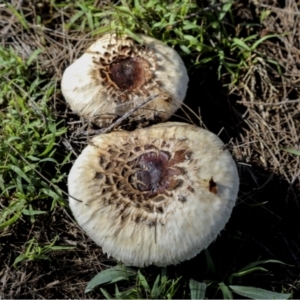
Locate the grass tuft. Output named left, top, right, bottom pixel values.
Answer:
left=0, top=46, right=68, bottom=229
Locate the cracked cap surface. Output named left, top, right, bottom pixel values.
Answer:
left=61, top=33, right=189, bottom=127
left=68, top=122, right=239, bottom=266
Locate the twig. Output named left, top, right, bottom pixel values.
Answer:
left=258, top=4, right=300, bottom=15
left=237, top=99, right=300, bottom=106
left=79, top=93, right=160, bottom=136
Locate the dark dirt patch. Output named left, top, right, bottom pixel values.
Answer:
left=0, top=206, right=112, bottom=299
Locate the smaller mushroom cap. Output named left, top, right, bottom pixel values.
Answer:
left=68, top=122, right=239, bottom=267
left=61, top=33, right=189, bottom=127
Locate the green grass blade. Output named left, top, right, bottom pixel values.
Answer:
left=93, top=26, right=112, bottom=36
left=13, top=254, right=28, bottom=267
left=0, top=210, right=23, bottom=230
left=251, top=34, right=279, bottom=50
left=100, top=288, right=113, bottom=299
left=204, top=249, right=215, bottom=273
left=151, top=274, right=161, bottom=298
left=6, top=4, right=29, bottom=30
left=137, top=269, right=151, bottom=293
left=10, top=165, right=32, bottom=184
left=124, top=28, right=143, bottom=43
left=230, top=267, right=268, bottom=280
left=238, top=259, right=287, bottom=273
left=218, top=1, right=233, bottom=21
left=46, top=246, right=75, bottom=251
left=219, top=282, right=233, bottom=299
left=22, top=209, right=47, bottom=216
left=281, top=147, right=300, bottom=156
left=39, top=122, right=56, bottom=156
left=232, top=38, right=251, bottom=51
left=26, top=49, right=43, bottom=66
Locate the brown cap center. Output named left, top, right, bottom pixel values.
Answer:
left=133, top=151, right=184, bottom=198
left=108, top=57, right=152, bottom=91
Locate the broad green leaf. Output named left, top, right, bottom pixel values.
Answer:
left=230, top=285, right=291, bottom=299
left=85, top=265, right=136, bottom=293
left=189, top=279, right=206, bottom=300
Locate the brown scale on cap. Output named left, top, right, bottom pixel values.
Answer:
left=209, top=177, right=218, bottom=194
left=94, top=139, right=192, bottom=215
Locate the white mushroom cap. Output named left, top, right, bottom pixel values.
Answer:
left=68, top=122, right=239, bottom=267
left=61, top=33, right=189, bottom=127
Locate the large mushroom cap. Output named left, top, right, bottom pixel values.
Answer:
left=68, top=122, right=239, bottom=267
left=61, top=33, right=189, bottom=127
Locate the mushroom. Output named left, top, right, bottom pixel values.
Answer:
left=61, top=33, right=188, bottom=127
left=68, top=122, right=239, bottom=267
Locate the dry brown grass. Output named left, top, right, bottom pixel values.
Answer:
left=231, top=0, right=300, bottom=185
left=0, top=0, right=101, bottom=77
